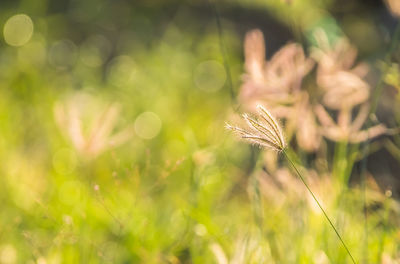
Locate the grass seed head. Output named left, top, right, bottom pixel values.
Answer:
left=226, top=105, right=286, bottom=151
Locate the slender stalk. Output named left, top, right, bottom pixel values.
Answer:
left=370, top=21, right=400, bottom=115
left=208, top=0, right=236, bottom=101
left=283, top=150, right=357, bottom=264
left=359, top=20, right=400, bottom=263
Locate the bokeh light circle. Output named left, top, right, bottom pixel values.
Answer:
left=48, top=39, right=77, bottom=69
left=134, top=112, right=162, bottom=139
left=0, top=244, right=17, bottom=264
left=80, top=34, right=111, bottom=67
left=3, top=14, right=34, bottom=47
left=194, top=60, right=226, bottom=92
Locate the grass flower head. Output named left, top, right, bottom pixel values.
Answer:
left=226, top=105, right=285, bottom=151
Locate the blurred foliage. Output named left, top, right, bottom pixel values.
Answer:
left=0, top=0, right=399, bottom=263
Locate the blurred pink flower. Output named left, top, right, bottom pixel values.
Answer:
left=312, top=30, right=370, bottom=110
left=315, top=104, right=388, bottom=143
left=240, top=29, right=314, bottom=112
left=295, top=93, right=322, bottom=151
left=319, top=71, right=370, bottom=110
left=54, top=92, right=134, bottom=159
left=384, top=0, right=400, bottom=17
left=309, top=30, right=391, bottom=144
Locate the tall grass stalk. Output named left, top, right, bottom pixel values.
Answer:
left=359, top=20, right=400, bottom=263
left=283, top=150, right=357, bottom=264
left=227, top=105, right=357, bottom=263
left=208, top=0, right=236, bottom=101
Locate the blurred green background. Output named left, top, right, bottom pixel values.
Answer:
left=0, top=0, right=400, bottom=263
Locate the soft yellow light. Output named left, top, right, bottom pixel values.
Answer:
left=0, top=244, right=17, bottom=264
left=52, top=148, right=77, bottom=175
left=58, top=180, right=83, bottom=206
left=3, top=14, right=34, bottom=47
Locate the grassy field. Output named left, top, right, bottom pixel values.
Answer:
left=0, top=0, right=400, bottom=263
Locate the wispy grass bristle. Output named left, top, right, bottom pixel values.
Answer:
left=226, top=105, right=285, bottom=152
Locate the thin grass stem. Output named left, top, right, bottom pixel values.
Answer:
left=358, top=20, right=400, bottom=264
left=282, top=150, right=357, bottom=264
left=208, top=0, right=236, bottom=101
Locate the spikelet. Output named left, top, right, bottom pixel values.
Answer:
left=226, top=105, right=286, bottom=151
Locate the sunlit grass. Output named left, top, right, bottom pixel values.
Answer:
left=0, top=1, right=399, bottom=263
